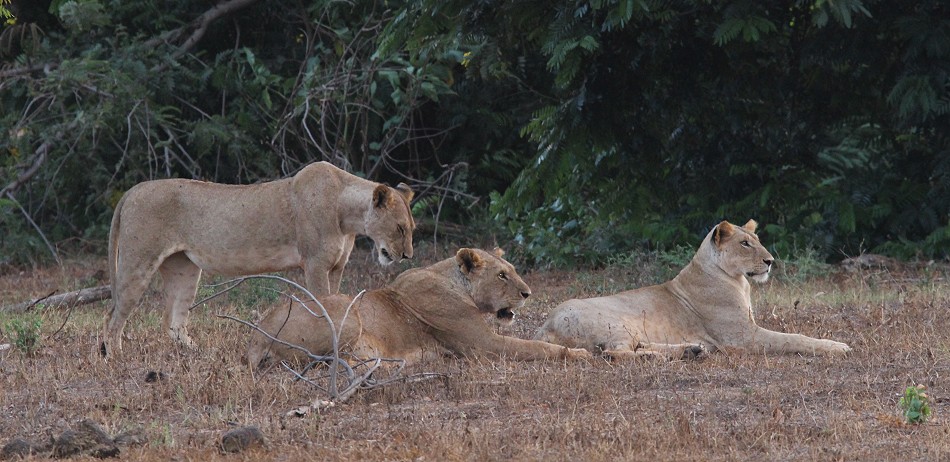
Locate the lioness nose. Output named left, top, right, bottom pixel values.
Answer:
left=402, top=253, right=411, bottom=260
left=764, top=259, right=773, bottom=267
left=520, top=290, right=531, bottom=299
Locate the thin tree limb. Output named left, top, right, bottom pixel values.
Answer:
left=0, top=140, right=51, bottom=198
left=148, top=0, right=261, bottom=72
left=5, top=192, right=60, bottom=265
left=0, top=63, right=50, bottom=80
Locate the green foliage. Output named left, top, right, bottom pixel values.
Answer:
left=776, top=246, right=833, bottom=283
left=810, top=0, right=871, bottom=29
left=3, top=314, right=43, bottom=356
left=0, top=0, right=12, bottom=22
left=57, top=0, right=110, bottom=31
left=898, top=384, right=932, bottom=424
left=225, top=278, right=281, bottom=312
left=413, top=0, right=950, bottom=266
left=0, top=0, right=467, bottom=264
left=714, top=16, right=777, bottom=46
left=1, top=0, right=949, bottom=268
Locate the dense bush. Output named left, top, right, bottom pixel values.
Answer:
left=1, top=0, right=948, bottom=267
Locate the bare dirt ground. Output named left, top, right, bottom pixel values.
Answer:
left=1, top=245, right=948, bottom=461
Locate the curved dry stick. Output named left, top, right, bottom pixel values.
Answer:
left=206, top=275, right=353, bottom=398
left=216, top=313, right=354, bottom=378
left=208, top=275, right=443, bottom=404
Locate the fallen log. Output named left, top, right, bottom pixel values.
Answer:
left=1, top=285, right=111, bottom=313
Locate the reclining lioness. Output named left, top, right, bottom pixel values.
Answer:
left=103, top=161, right=415, bottom=355
left=247, top=248, right=592, bottom=366
left=535, top=220, right=852, bottom=360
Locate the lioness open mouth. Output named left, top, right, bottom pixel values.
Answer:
left=496, top=308, right=515, bottom=321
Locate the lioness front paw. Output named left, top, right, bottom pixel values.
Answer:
left=168, top=329, right=198, bottom=350
left=827, top=341, right=852, bottom=355
left=564, top=348, right=593, bottom=360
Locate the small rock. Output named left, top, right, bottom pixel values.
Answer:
left=1, top=439, right=35, bottom=460
left=52, top=420, right=117, bottom=459
left=144, top=371, right=166, bottom=383
left=112, top=428, right=148, bottom=447
left=220, top=426, right=265, bottom=454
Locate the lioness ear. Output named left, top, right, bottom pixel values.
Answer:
left=492, top=247, right=505, bottom=258
left=742, top=219, right=758, bottom=233
left=395, top=182, right=414, bottom=203
left=373, top=184, right=393, bottom=209
left=456, top=248, right=483, bottom=273
left=713, top=221, right=735, bottom=248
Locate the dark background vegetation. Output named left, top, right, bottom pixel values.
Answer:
left=1, top=0, right=948, bottom=267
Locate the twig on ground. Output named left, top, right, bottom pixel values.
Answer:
left=47, top=302, right=77, bottom=339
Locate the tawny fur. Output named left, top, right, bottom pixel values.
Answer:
left=535, top=220, right=852, bottom=360
left=247, top=248, right=592, bottom=367
left=103, top=161, right=415, bottom=354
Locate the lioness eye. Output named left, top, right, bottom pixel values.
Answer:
left=498, top=272, right=507, bottom=280
left=397, top=225, right=405, bottom=236
left=741, top=240, right=751, bottom=247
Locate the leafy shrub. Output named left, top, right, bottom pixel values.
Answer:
left=899, top=384, right=932, bottom=425
left=3, top=314, right=43, bottom=356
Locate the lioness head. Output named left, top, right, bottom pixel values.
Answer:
left=711, top=219, right=775, bottom=283
left=456, top=248, right=531, bottom=325
left=367, top=183, right=416, bottom=265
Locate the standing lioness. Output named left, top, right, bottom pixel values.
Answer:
left=103, top=161, right=415, bottom=355
left=535, top=220, right=851, bottom=359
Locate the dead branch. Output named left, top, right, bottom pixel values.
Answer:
left=1, top=285, right=111, bottom=313
left=209, top=274, right=436, bottom=407
left=172, top=0, right=260, bottom=59
left=147, top=0, right=261, bottom=72
left=208, top=275, right=352, bottom=396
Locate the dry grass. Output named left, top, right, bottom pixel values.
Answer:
left=2, top=247, right=950, bottom=461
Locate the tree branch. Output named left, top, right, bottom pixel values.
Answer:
left=173, top=0, right=260, bottom=59
left=146, top=0, right=261, bottom=71
left=0, top=0, right=259, bottom=82
left=0, top=63, right=50, bottom=80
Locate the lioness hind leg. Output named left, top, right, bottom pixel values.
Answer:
left=158, top=252, right=203, bottom=349
left=600, top=348, right=671, bottom=363
left=103, top=258, right=158, bottom=356
left=602, top=342, right=706, bottom=362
